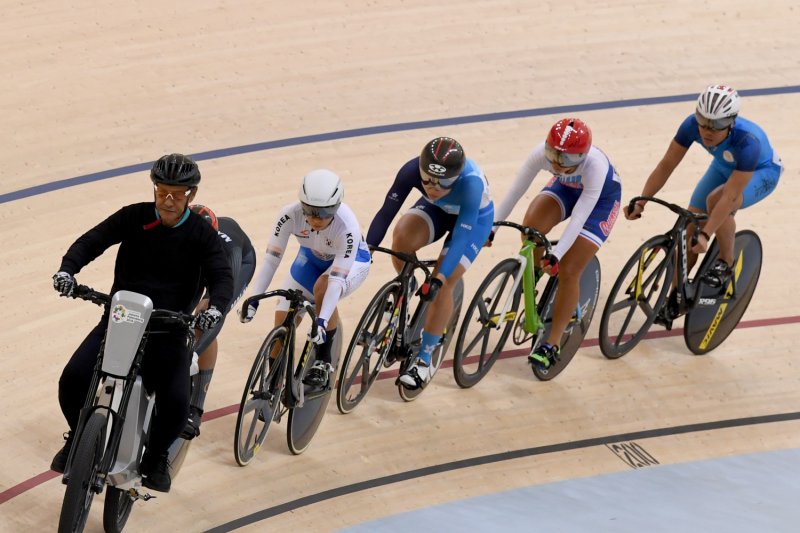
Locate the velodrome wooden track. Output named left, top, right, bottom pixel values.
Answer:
left=2, top=1, right=799, bottom=531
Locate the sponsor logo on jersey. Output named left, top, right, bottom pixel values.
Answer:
left=344, top=232, right=354, bottom=258
left=600, top=201, right=620, bottom=236
left=217, top=230, right=233, bottom=243
left=274, top=214, right=291, bottom=237
left=723, top=150, right=734, bottom=163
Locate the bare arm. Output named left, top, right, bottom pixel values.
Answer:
left=703, top=169, right=751, bottom=235
left=625, top=140, right=689, bottom=219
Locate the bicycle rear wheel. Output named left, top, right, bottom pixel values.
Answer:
left=102, top=486, right=134, bottom=533
left=336, top=281, right=401, bottom=414
left=399, top=278, right=464, bottom=401
left=287, top=324, right=344, bottom=455
left=599, top=235, right=675, bottom=358
left=532, top=256, right=601, bottom=381
left=233, top=327, right=288, bottom=466
left=453, top=258, right=522, bottom=388
left=684, top=230, right=762, bottom=355
left=58, top=411, right=108, bottom=533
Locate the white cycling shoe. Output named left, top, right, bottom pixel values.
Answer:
left=398, top=358, right=431, bottom=389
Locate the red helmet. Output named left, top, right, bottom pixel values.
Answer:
left=544, top=118, right=592, bottom=167
left=189, top=204, right=219, bottom=231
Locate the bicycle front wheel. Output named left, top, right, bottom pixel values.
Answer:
left=599, top=235, right=674, bottom=358
left=233, top=326, right=288, bottom=467
left=336, top=281, right=402, bottom=414
left=103, top=486, right=135, bottom=533
left=58, top=412, right=108, bottom=533
left=398, top=278, right=465, bottom=401
left=453, top=258, right=522, bottom=388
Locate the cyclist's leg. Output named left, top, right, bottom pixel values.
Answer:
left=544, top=237, right=599, bottom=347
left=58, top=321, right=105, bottom=430
left=414, top=212, right=492, bottom=371
left=389, top=198, right=438, bottom=272
left=141, top=332, right=192, bottom=491
left=709, top=163, right=781, bottom=265
left=52, top=320, right=105, bottom=472
left=688, top=164, right=728, bottom=269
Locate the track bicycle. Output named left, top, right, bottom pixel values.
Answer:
left=452, top=221, right=601, bottom=387
left=57, top=285, right=197, bottom=533
left=599, top=196, right=762, bottom=357
left=335, top=246, right=464, bottom=414
left=233, top=289, right=343, bottom=465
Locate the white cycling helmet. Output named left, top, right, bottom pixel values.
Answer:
left=299, top=169, right=343, bottom=218
left=695, top=84, right=741, bottom=129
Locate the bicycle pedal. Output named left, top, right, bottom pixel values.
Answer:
left=653, top=314, right=673, bottom=331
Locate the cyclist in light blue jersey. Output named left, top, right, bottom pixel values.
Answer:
left=366, top=137, right=494, bottom=388
left=626, top=84, right=783, bottom=317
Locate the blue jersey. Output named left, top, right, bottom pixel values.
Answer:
left=367, top=156, right=494, bottom=278
left=674, top=115, right=779, bottom=172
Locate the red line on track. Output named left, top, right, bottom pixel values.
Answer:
left=3, top=314, right=799, bottom=505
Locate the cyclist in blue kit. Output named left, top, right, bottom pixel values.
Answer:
left=626, top=84, right=783, bottom=320
left=366, top=137, right=494, bottom=388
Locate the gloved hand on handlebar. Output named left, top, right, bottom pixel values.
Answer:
left=540, top=253, right=559, bottom=276
left=240, top=300, right=259, bottom=323
left=52, top=271, right=76, bottom=297
left=417, top=276, right=444, bottom=302
left=309, top=317, right=328, bottom=345
left=194, top=305, right=223, bottom=331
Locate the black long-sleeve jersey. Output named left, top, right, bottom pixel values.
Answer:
left=58, top=202, right=234, bottom=313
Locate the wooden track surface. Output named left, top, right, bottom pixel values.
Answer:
left=2, top=1, right=799, bottom=531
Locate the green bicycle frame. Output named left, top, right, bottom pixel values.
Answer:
left=520, top=238, right=544, bottom=335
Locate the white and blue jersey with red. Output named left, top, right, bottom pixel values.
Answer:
left=251, top=202, right=371, bottom=322
left=366, top=156, right=494, bottom=277
left=494, top=144, right=622, bottom=259
left=674, top=115, right=783, bottom=209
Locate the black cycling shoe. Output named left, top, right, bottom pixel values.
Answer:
left=50, top=431, right=74, bottom=473
left=140, top=450, right=171, bottom=493
left=702, top=259, right=734, bottom=289
left=181, top=406, right=203, bottom=440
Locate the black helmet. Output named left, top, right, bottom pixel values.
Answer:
left=150, top=153, right=201, bottom=187
left=419, top=137, right=465, bottom=185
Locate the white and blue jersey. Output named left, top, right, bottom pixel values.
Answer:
left=367, top=157, right=494, bottom=277
left=494, top=144, right=622, bottom=259
left=251, top=202, right=371, bottom=322
left=675, top=115, right=783, bottom=209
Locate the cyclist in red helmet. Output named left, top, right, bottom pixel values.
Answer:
left=492, top=118, right=622, bottom=372
left=181, top=205, right=257, bottom=439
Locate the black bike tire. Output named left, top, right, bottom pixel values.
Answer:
left=532, top=256, right=601, bottom=381
left=452, top=258, right=522, bottom=388
left=233, top=327, right=288, bottom=467
left=287, top=324, right=344, bottom=455
left=599, top=235, right=675, bottom=359
left=102, top=486, right=135, bottom=533
left=336, top=281, right=402, bottom=414
left=684, top=230, right=763, bottom=355
left=58, top=411, right=108, bottom=533
left=399, top=278, right=465, bottom=401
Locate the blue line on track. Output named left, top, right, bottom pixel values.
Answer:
left=3, top=85, right=798, bottom=205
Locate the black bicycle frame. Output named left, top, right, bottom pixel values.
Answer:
left=629, top=196, right=711, bottom=312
